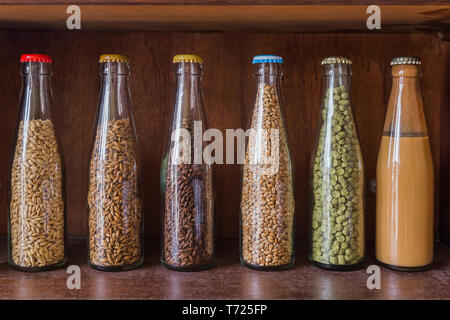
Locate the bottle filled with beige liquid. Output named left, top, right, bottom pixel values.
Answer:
left=376, top=57, right=434, bottom=271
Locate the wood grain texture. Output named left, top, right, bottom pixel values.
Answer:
left=1, top=1, right=449, bottom=5
left=0, top=238, right=449, bottom=299
left=0, top=5, right=448, bottom=32
left=0, top=32, right=445, bottom=242
left=439, top=36, right=450, bottom=246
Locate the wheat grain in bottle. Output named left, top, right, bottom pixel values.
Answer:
left=240, top=55, right=295, bottom=270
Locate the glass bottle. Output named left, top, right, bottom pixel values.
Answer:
left=8, top=54, right=66, bottom=271
left=309, top=57, right=365, bottom=271
left=160, top=54, right=215, bottom=271
left=240, top=55, right=295, bottom=270
left=376, top=57, right=434, bottom=271
left=87, top=54, right=143, bottom=271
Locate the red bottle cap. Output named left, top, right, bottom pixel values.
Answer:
left=20, top=54, right=52, bottom=63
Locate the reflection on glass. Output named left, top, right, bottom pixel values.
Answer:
left=161, top=55, right=215, bottom=271
left=376, top=57, right=434, bottom=271
left=309, top=57, right=365, bottom=271
left=87, top=55, right=143, bottom=271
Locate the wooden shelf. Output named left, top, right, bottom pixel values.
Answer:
left=1, top=1, right=449, bottom=4
left=0, top=2, right=449, bottom=300
left=0, top=2, right=448, bottom=32
left=0, top=238, right=449, bottom=299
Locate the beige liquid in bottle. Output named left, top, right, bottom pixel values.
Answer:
left=376, top=135, right=434, bottom=267
left=376, top=60, right=434, bottom=270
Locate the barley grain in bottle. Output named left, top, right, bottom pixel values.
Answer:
left=8, top=54, right=67, bottom=271
left=87, top=54, right=143, bottom=271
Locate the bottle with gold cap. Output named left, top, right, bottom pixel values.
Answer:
left=376, top=57, right=434, bottom=271
left=87, top=54, right=143, bottom=271
left=240, top=55, right=295, bottom=271
left=309, top=56, right=365, bottom=271
left=160, top=54, right=215, bottom=271
left=8, top=54, right=67, bottom=271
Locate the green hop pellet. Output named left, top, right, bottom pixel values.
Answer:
left=311, top=85, right=365, bottom=267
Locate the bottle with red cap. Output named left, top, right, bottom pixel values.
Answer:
left=7, top=54, right=67, bottom=271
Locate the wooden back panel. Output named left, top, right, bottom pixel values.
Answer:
left=0, top=31, right=445, bottom=241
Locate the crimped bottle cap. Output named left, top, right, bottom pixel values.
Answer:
left=321, top=57, right=352, bottom=65
left=252, top=55, right=283, bottom=64
left=20, top=54, right=52, bottom=63
left=99, top=54, right=129, bottom=63
left=390, top=56, right=421, bottom=66
left=173, top=54, right=203, bottom=64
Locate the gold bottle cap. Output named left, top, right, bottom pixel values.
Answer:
left=321, top=57, right=352, bottom=65
left=390, top=56, right=421, bottom=66
left=99, top=54, right=129, bottom=63
left=173, top=54, right=203, bottom=64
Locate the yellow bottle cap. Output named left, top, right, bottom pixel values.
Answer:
left=99, top=54, right=129, bottom=63
left=173, top=54, right=203, bottom=64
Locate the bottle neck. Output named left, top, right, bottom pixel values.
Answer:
left=322, top=75, right=351, bottom=96
left=173, top=62, right=205, bottom=123
left=19, top=62, right=53, bottom=121
left=321, top=63, right=352, bottom=114
left=255, top=74, right=282, bottom=87
left=321, top=63, right=352, bottom=92
left=254, top=62, right=283, bottom=113
left=98, top=62, right=132, bottom=122
left=384, top=65, right=427, bottom=137
left=254, top=62, right=282, bottom=85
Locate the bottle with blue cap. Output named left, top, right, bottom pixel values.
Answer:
left=252, top=55, right=284, bottom=64
left=240, top=55, right=295, bottom=271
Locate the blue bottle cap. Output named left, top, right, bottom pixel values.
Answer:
left=252, top=55, right=283, bottom=64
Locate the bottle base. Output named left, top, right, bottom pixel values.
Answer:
left=376, top=259, right=432, bottom=272
left=309, top=256, right=365, bottom=271
left=9, top=257, right=67, bottom=272
left=160, top=259, right=215, bottom=272
left=240, top=258, right=295, bottom=271
left=89, top=257, right=143, bottom=272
